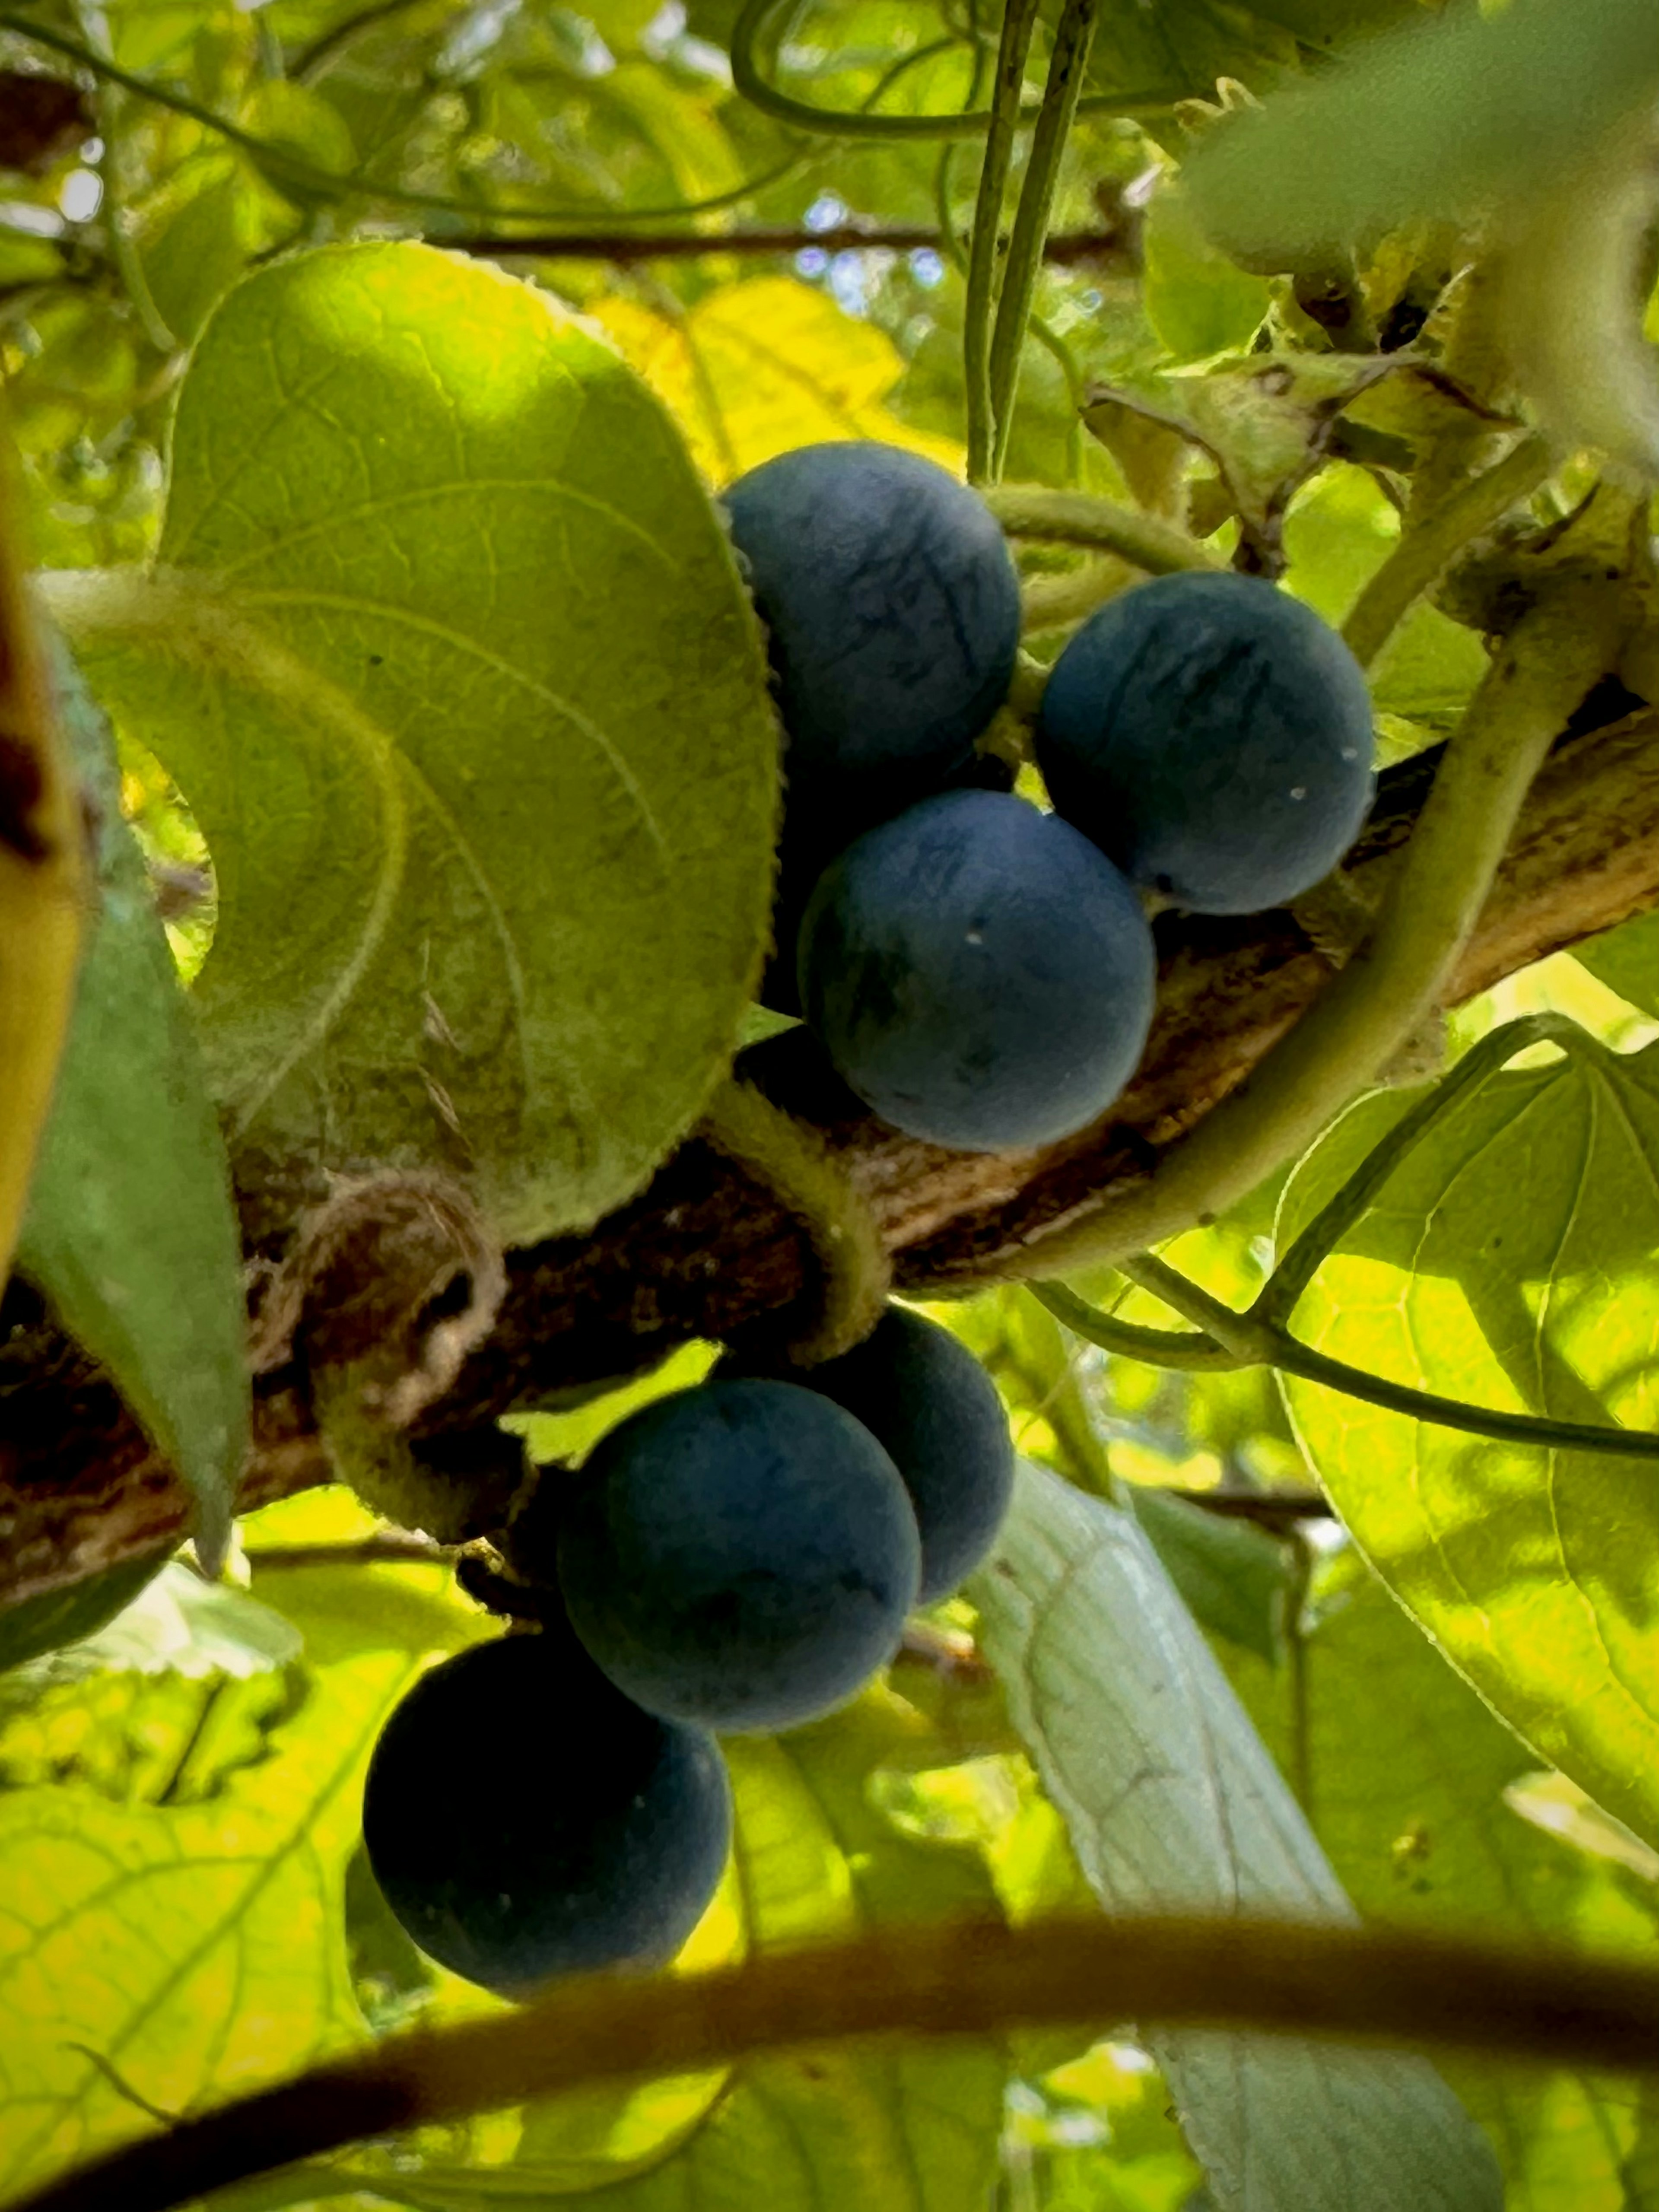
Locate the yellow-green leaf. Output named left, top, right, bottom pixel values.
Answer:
left=1277, top=1029, right=1659, bottom=1853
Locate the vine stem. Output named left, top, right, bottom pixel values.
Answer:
left=728, top=0, right=1173, bottom=138
left=698, top=1078, right=890, bottom=1362
left=1001, top=582, right=1633, bottom=1280
left=1341, top=432, right=1554, bottom=669
left=986, top=0, right=1099, bottom=480
left=986, top=484, right=1221, bottom=573
left=1107, top=1254, right=1659, bottom=1462
left=964, top=0, right=1041, bottom=481
left=15, top=1912, right=1659, bottom=2212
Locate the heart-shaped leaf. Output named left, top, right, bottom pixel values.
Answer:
left=50, top=242, right=780, bottom=1243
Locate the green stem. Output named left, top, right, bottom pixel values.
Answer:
left=986, top=0, right=1098, bottom=480
left=699, top=1078, right=890, bottom=1363
left=1112, top=1251, right=1659, bottom=1463
left=1028, top=316, right=1087, bottom=483
left=1020, top=557, right=1133, bottom=635
left=965, top=0, right=1041, bottom=482
left=16, top=1913, right=1659, bottom=2212
left=985, top=485, right=1220, bottom=572
left=1258, top=1011, right=1587, bottom=1328
left=1030, top=1281, right=1244, bottom=1372
left=1003, top=585, right=1627, bottom=1278
left=1342, top=433, right=1554, bottom=669
left=728, top=0, right=1174, bottom=137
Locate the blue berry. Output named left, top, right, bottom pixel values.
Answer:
left=725, top=1307, right=1014, bottom=1603
left=1035, top=572, right=1376, bottom=915
left=725, top=442, right=1020, bottom=796
left=362, top=1630, right=731, bottom=1995
left=556, top=1379, right=922, bottom=1734
left=796, top=789, right=1156, bottom=1151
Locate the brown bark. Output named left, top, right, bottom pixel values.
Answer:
left=3, top=704, right=1658, bottom=1615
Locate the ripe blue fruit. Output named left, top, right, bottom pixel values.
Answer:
left=724, top=442, right=1021, bottom=795
left=759, top=747, right=1017, bottom=1017
left=1035, top=572, right=1376, bottom=915
left=796, top=789, right=1157, bottom=1152
left=361, top=1630, right=730, bottom=1996
left=556, top=1378, right=922, bottom=1734
left=724, top=1307, right=1014, bottom=1604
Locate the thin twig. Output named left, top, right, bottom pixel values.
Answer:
left=1164, top=1489, right=1334, bottom=1526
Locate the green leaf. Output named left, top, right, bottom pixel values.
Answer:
left=1141, top=191, right=1271, bottom=365
left=0, top=1624, right=434, bottom=2196
left=0, top=1547, right=483, bottom=2193
left=972, top=1461, right=1501, bottom=2212
left=1574, top=908, right=1659, bottom=1021
left=54, top=242, right=781, bottom=1244
left=1224, top=1551, right=1659, bottom=2208
left=1128, top=1486, right=1290, bottom=1665
left=1276, top=1029, right=1659, bottom=1853
left=1183, top=0, right=1659, bottom=268
left=16, top=642, right=249, bottom=1569
left=58, top=1560, right=302, bottom=1681
left=0, top=1555, right=167, bottom=1680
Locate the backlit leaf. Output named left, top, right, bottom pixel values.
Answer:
left=972, top=1461, right=1501, bottom=2212
left=1277, top=1029, right=1659, bottom=1852
left=1225, top=1550, right=1659, bottom=2209
left=591, top=276, right=964, bottom=485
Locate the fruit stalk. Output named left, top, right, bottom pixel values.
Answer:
left=1341, top=432, right=1554, bottom=670
left=986, top=483, right=1221, bottom=576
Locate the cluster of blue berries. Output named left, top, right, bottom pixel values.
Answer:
left=362, top=1307, right=1014, bottom=1996
left=731, top=441, right=1377, bottom=1152
left=359, top=441, right=1377, bottom=2001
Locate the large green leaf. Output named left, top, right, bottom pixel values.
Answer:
left=1183, top=0, right=1659, bottom=265
left=971, top=1461, right=1501, bottom=2212
left=51, top=242, right=780, bottom=1244
left=1277, top=1030, right=1659, bottom=1853
left=16, top=644, right=248, bottom=1569
left=1225, top=1551, right=1659, bottom=2210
